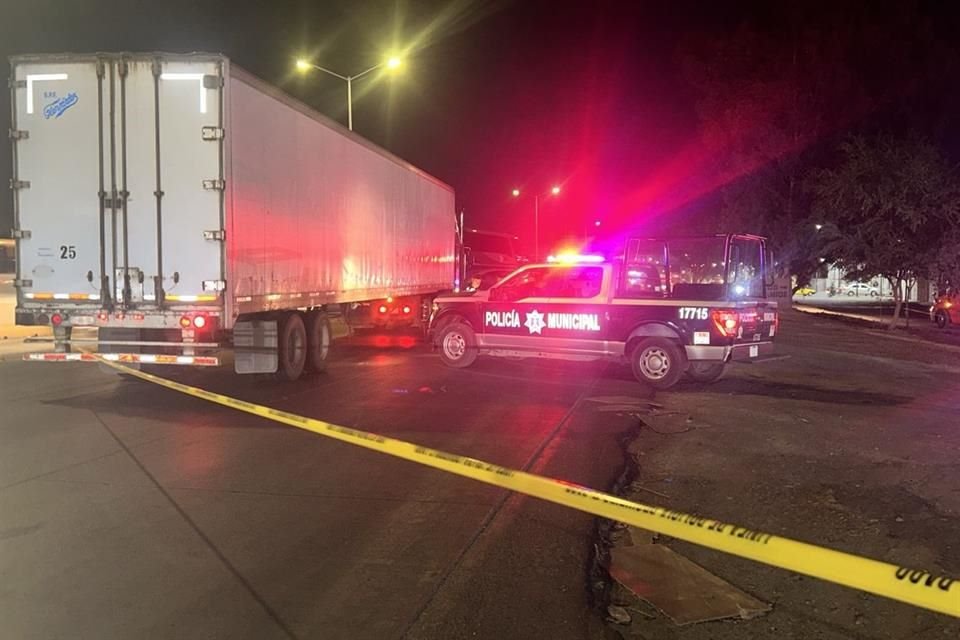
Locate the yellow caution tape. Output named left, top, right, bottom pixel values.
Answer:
left=100, top=359, right=959, bottom=618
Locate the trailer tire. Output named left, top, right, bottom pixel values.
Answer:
left=276, top=313, right=308, bottom=381
left=685, top=361, right=725, bottom=383
left=305, top=311, right=332, bottom=373
left=630, top=337, right=685, bottom=390
left=437, top=322, right=478, bottom=368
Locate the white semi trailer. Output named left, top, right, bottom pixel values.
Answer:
left=9, top=52, right=457, bottom=379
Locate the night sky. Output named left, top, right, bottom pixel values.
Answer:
left=3, top=1, right=959, bottom=255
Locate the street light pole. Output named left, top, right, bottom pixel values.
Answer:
left=534, top=194, right=540, bottom=263
left=346, top=76, right=353, bottom=131
left=296, top=57, right=402, bottom=131
left=512, top=185, right=560, bottom=262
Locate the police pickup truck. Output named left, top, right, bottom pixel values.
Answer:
left=429, top=234, right=778, bottom=389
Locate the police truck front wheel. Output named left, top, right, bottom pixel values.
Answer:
left=630, top=338, right=685, bottom=389
left=686, top=361, right=725, bottom=383
left=437, top=322, right=478, bottom=368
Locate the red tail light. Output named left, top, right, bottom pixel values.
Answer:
left=711, top=309, right=740, bottom=337
left=378, top=305, right=389, bottom=314
left=402, top=305, right=412, bottom=315
left=51, top=313, right=63, bottom=326
left=193, top=315, right=207, bottom=329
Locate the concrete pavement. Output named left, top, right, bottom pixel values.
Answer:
left=0, top=330, right=627, bottom=639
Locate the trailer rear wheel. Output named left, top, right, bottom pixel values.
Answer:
left=305, top=311, right=331, bottom=373
left=276, top=313, right=307, bottom=381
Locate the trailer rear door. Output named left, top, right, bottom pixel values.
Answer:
left=11, top=54, right=225, bottom=311
left=121, top=57, right=225, bottom=307
left=11, top=58, right=103, bottom=304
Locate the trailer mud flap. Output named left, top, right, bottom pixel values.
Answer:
left=234, top=319, right=278, bottom=374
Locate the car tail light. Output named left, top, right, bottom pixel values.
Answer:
left=378, top=305, right=389, bottom=314
left=711, top=309, right=740, bottom=337
left=402, top=305, right=412, bottom=315
left=193, top=315, right=207, bottom=329
left=51, top=313, right=63, bottom=326
left=179, top=315, right=192, bottom=329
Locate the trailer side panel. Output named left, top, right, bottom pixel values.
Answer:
left=227, top=71, right=456, bottom=316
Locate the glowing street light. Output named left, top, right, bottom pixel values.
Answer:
left=295, top=55, right=404, bottom=131
left=511, top=184, right=562, bottom=261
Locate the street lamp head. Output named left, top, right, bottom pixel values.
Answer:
left=594, top=220, right=601, bottom=227
left=386, top=56, right=403, bottom=70
left=511, top=188, right=521, bottom=197
left=814, top=223, right=824, bottom=231
left=295, top=59, right=311, bottom=72
left=551, top=185, right=561, bottom=196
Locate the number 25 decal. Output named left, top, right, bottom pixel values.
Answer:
left=678, top=307, right=708, bottom=320
left=59, top=245, right=76, bottom=259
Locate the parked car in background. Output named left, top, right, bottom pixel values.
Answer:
left=931, top=289, right=959, bottom=329
left=795, top=285, right=816, bottom=296
left=840, top=282, right=880, bottom=297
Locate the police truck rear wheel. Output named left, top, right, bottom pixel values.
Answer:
left=438, top=322, right=477, bottom=368
left=276, top=313, right=307, bottom=381
left=686, top=361, right=725, bottom=383
left=305, top=311, right=331, bottom=373
left=935, top=310, right=949, bottom=329
left=631, top=338, right=684, bottom=389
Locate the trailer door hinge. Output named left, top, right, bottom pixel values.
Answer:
left=10, top=179, right=30, bottom=190
left=203, top=229, right=225, bottom=241
left=9, top=129, right=28, bottom=141
left=12, top=229, right=31, bottom=239
left=201, top=126, right=224, bottom=141
left=9, top=79, right=26, bottom=89
left=202, top=179, right=225, bottom=191
left=202, top=75, right=224, bottom=89
left=14, top=278, right=33, bottom=287
left=100, top=192, right=123, bottom=209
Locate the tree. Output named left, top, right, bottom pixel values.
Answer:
left=678, top=16, right=868, bottom=290
left=808, top=135, right=960, bottom=327
left=677, top=5, right=960, bottom=291
left=931, top=227, right=960, bottom=294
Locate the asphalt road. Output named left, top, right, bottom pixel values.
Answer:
left=2, top=314, right=958, bottom=639
left=0, top=328, right=631, bottom=640
left=607, top=311, right=960, bottom=638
